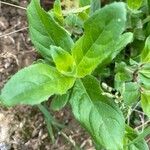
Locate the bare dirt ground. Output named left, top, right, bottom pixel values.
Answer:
left=0, top=0, right=93, bottom=149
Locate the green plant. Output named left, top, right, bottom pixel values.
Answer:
left=0, top=0, right=150, bottom=149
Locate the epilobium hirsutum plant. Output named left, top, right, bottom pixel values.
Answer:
left=1, top=0, right=150, bottom=149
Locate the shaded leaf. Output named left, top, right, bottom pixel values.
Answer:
left=64, top=14, right=83, bottom=36
left=141, top=36, right=150, bottom=63
left=98, top=32, right=133, bottom=68
left=51, top=92, right=69, bottom=111
left=139, top=63, right=150, bottom=89
left=124, top=125, right=149, bottom=150
left=139, top=63, right=150, bottom=79
left=114, top=62, right=133, bottom=91
left=90, top=0, right=101, bottom=14
left=141, top=90, right=150, bottom=118
left=122, top=82, right=140, bottom=106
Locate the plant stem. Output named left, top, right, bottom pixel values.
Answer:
left=38, top=104, right=64, bottom=129
left=45, top=117, right=55, bottom=143
left=37, top=104, right=64, bottom=143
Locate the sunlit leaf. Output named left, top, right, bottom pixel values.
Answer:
left=0, top=63, right=75, bottom=106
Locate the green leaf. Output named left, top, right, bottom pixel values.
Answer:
left=139, top=63, right=150, bottom=79
left=72, top=2, right=132, bottom=77
left=98, top=32, right=133, bottom=68
left=148, top=0, right=150, bottom=14
left=50, top=46, right=76, bottom=76
left=27, top=0, right=74, bottom=60
left=139, top=74, right=150, bottom=89
left=115, top=62, right=133, bottom=91
left=53, top=0, right=64, bottom=23
left=70, top=75, right=125, bottom=150
left=141, top=90, right=150, bottom=118
left=122, top=82, right=140, bottom=106
left=63, top=5, right=90, bottom=16
left=51, top=92, right=69, bottom=111
left=127, top=0, right=143, bottom=10
left=124, top=125, right=149, bottom=150
left=79, top=0, right=90, bottom=6
left=64, top=14, right=83, bottom=35
left=139, top=63, right=150, bottom=89
left=141, top=36, right=150, bottom=63
left=90, top=0, right=101, bottom=14
left=128, top=126, right=150, bottom=148
left=0, top=63, right=75, bottom=106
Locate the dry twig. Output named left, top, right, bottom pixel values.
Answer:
left=0, top=27, right=28, bottom=38
left=0, top=1, right=26, bottom=10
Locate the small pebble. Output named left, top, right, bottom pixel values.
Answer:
left=0, top=143, right=9, bottom=150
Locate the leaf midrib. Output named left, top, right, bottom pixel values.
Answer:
left=78, top=79, right=122, bottom=148
left=74, top=18, right=116, bottom=68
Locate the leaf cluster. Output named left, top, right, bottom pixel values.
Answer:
left=0, top=0, right=150, bottom=149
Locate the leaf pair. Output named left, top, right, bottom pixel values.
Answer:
left=29, top=0, right=133, bottom=78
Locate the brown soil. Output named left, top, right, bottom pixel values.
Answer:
left=0, top=1, right=93, bottom=150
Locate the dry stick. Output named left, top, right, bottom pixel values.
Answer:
left=132, top=109, right=145, bottom=115
left=0, top=1, right=26, bottom=36
left=146, top=137, right=150, bottom=143
left=126, top=101, right=140, bottom=125
left=5, top=22, right=21, bottom=32
left=0, top=1, right=26, bottom=10
left=1, top=1, right=90, bottom=15
left=0, top=27, right=28, bottom=38
left=59, top=131, right=81, bottom=150
left=135, top=120, right=150, bottom=130
left=139, top=114, right=145, bottom=133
